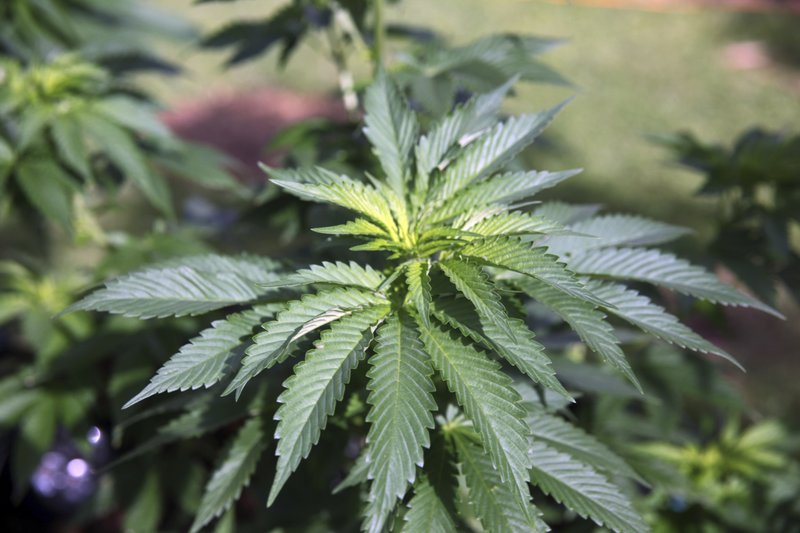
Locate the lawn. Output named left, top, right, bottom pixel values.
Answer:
left=151, top=0, right=800, bottom=233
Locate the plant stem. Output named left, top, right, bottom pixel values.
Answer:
left=326, top=26, right=358, bottom=114
left=372, top=0, right=385, bottom=71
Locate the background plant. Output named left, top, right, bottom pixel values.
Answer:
left=658, top=129, right=800, bottom=305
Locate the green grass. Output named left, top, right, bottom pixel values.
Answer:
left=150, top=0, right=800, bottom=235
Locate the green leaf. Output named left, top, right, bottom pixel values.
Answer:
left=313, top=218, right=389, bottom=238
left=190, top=415, right=268, bottom=533
left=432, top=169, right=581, bottom=224
left=124, top=305, right=278, bottom=408
left=416, top=320, right=532, bottom=503
left=402, top=476, right=457, bottom=533
left=431, top=101, right=569, bottom=202
left=158, top=142, right=241, bottom=192
left=363, top=70, right=418, bottom=196
left=67, top=265, right=264, bottom=319
left=439, top=260, right=566, bottom=396
left=524, top=405, right=642, bottom=483
left=415, top=77, right=515, bottom=179
left=112, top=393, right=256, bottom=468
left=228, top=288, right=388, bottom=397
left=464, top=210, right=572, bottom=237
left=461, top=236, right=609, bottom=308
left=94, top=96, right=173, bottom=140
left=0, top=138, right=14, bottom=187
left=16, top=158, right=75, bottom=228
left=124, top=466, right=163, bottom=533
left=79, top=112, right=173, bottom=216
left=266, top=165, right=397, bottom=236
left=584, top=280, right=740, bottom=368
left=158, top=254, right=282, bottom=284
left=332, top=450, right=370, bottom=494
left=405, top=260, right=432, bottom=325
left=453, top=431, right=546, bottom=533
left=513, top=277, right=640, bottom=391
left=533, top=202, right=601, bottom=225
left=544, top=214, right=691, bottom=256
left=363, top=312, right=437, bottom=533
left=268, top=305, right=389, bottom=505
left=263, top=261, right=385, bottom=291
left=567, top=247, right=781, bottom=318
left=528, top=440, right=648, bottom=533
left=51, top=114, right=91, bottom=180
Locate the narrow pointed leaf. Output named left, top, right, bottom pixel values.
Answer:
left=432, top=169, right=581, bottom=223
left=567, top=247, right=781, bottom=317
left=533, top=202, right=601, bottom=225
left=333, top=451, right=370, bottom=495
left=584, top=280, right=740, bottom=368
left=68, top=267, right=260, bottom=319
left=453, top=431, right=547, bottom=533
left=16, top=159, right=75, bottom=228
left=432, top=101, right=569, bottom=202
left=415, top=77, right=515, bottom=178
left=124, top=305, right=279, bottom=408
left=417, top=320, right=532, bottom=502
left=528, top=441, right=648, bottom=533
left=515, top=277, right=640, bottom=391
left=405, top=261, right=432, bottom=326
left=465, top=211, right=572, bottom=237
left=364, top=70, right=418, bottom=195
left=525, top=407, right=641, bottom=483
left=363, top=312, right=437, bottom=533
left=268, top=305, right=389, bottom=505
left=313, top=218, right=389, bottom=237
left=263, top=261, right=384, bottom=291
left=228, top=288, right=388, bottom=397
left=544, top=214, right=691, bottom=256
left=461, top=236, right=610, bottom=308
left=51, top=115, right=91, bottom=179
left=402, top=476, right=457, bottom=533
left=190, top=415, right=267, bottom=533
left=79, top=113, right=173, bottom=215
left=267, top=166, right=397, bottom=234
left=439, top=260, right=566, bottom=396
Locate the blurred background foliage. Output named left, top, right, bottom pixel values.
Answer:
left=1, top=0, right=799, bottom=532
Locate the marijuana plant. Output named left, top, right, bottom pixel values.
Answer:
left=69, top=74, right=778, bottom=532
left=659, top=129, right=800, bottom=305
left=0, top=55, right=240, bottom=228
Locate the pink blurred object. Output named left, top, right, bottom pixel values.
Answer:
left=724, top=41, right=771, bottom=70
left=161, top=87, right=346, bottom=181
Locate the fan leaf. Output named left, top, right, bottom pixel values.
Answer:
left=439, top=260, right=567, bottom=396
left=514, top=277, right=640, bottom=391
left=228, top=288, right=388, bottom=397
left=190, top=415, right=267, bottom=533
left=402, top=476, right=457, bottom=533
left=528, top=440, right=648, bottom=533
left=364, top=70, right=419, bottom=196
left=461, top=236, right=609, bottom=308
left=416, top=320, right=532, bottom=503
left=263, top=261, right=385, bottom=291
left=363, top=312, right=437, bottom=533
left=567, top=247, right=781, bottom=317
left=268, top=305, right=389, bottom=505
left=453, top=430, right=547, bottom=533
left=125, top=304, right=279, bottom=408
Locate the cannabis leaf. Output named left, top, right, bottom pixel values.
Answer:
left=72, top=73, right=778, bottom=532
